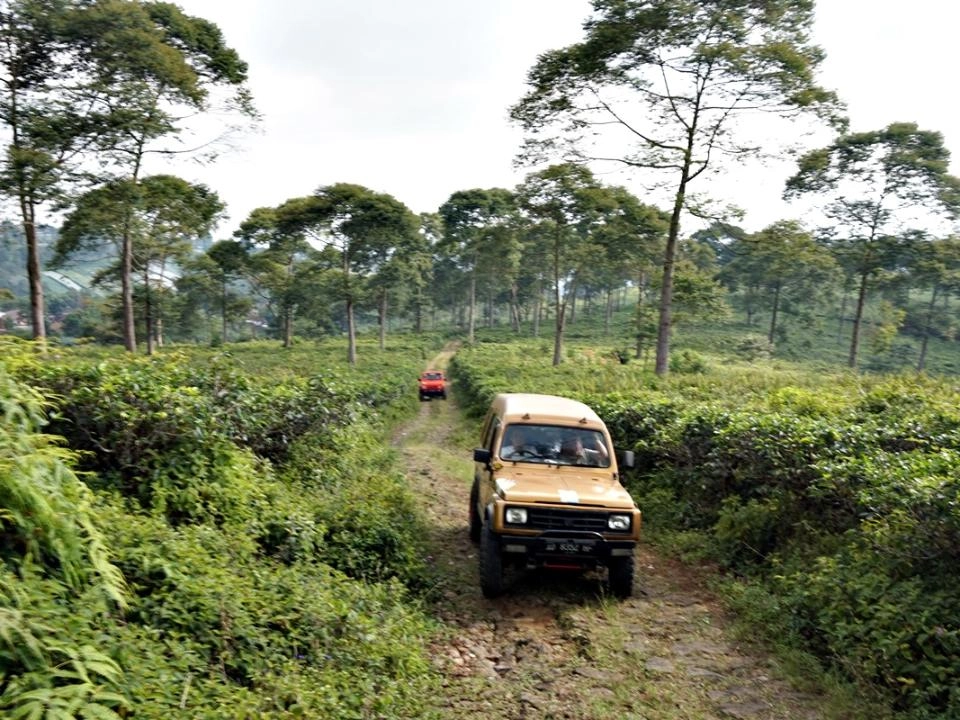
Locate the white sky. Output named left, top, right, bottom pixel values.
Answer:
left=162, top=0, right=960, bottom=240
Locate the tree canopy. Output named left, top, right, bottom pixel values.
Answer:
left=511, top=0, right=844, bottom=374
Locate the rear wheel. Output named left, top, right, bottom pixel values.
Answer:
left=608, top=554, right=635, bottom=598
left=469, top=482, right=481, bottom=543
left=479, top=524, right=503, bottom=598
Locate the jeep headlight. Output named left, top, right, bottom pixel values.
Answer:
left=607, top=514, right=631, bottom=531
left=505, top=507, right=528, bottom=525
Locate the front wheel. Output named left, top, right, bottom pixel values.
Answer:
left=469, top=482, right=481, bottom=543
left=479, top=524, right=503, bottom=598
left=608, top=554, right=635, bottom=598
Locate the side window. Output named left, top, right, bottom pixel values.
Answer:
left=479, top=411, right=493, bottom=446
left=483, top=418, right=501, bottom=452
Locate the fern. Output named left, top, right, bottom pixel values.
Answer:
left=0, top=368, right=127, bottom=607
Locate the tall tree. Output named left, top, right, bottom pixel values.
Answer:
left=720, top=220, right=838, bottom=343
left=510, top=0, right=843, bottom=374
left=203, top=239, right=251, bottom=343
left=74, top=0, right=255, bottom=352
left=277, top=184, right=419, bottom=364
left=784, top=122, right=960, bottom=368
left=54, top=174, right=223, bottom=353
left=176, top=246, right=252, bottom=344
left=409, top=213, right=440, bottom=333
left=516, top=163, right=604, bottom=365
left=234, top=206, right=313, bottom=348
left=1, top=0, right=76, bottom=342
left=1, top=0, right=255, bottom=348
left=905, top=235, right=960, bottom=372
left=132, top=176, right=224, bottom=352
left=438, top=188, right=517, bottom=344
left=591, top=185, right=668, bottom=349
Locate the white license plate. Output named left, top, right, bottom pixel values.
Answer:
left=546, top=542, right=592, bottom=554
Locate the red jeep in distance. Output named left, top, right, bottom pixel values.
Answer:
left=418, top=370, right=447, bottom=401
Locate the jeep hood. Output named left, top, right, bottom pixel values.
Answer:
left=494, top=472, right=635, bottom=509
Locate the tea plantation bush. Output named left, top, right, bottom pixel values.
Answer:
left=452, top=340, right=960, bottom=718
left=1, top=340, right=437, bottom=719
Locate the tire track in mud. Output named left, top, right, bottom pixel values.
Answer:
left=393, top=352, right=833, bottom=720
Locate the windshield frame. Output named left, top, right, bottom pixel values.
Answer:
left=497, top=423, right=612, bottom=468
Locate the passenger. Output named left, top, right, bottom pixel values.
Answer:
left=559, top=434, right=609, bottom=466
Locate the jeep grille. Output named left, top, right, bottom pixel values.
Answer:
left=525, top=507, right=609, bottom=533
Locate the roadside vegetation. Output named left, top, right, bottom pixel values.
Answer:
left=4, top=319, right=959, bottom=718
left=452, top=334, right=960, bottom=719
left=1, top=336, right=444, bottom=719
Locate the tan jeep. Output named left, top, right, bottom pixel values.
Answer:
left=470, top=393, right=641, bottom=598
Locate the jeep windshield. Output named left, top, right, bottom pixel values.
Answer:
left=498, top=423, right=611, bottom=468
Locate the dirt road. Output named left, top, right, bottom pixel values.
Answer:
left=393, top=352, right=832, bottom=719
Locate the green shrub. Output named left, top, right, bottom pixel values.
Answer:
left=669, top=349, right=709, bottom=374
left=1, top=364, right=130, bottom=720
left=282, top=423, right=431, bottom=590
left=734, top=333, right=775, bottom=361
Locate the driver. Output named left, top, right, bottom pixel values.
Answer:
left=500, top=426, right=530, bottom=458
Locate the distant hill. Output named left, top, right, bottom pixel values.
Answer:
left=0, top=219, right=213, bottom=301
left=0, top=220, right=96, bottom=298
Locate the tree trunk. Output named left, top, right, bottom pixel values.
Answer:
left=655, top=156, right=692, bottom=375
left=144, top=266, right=155, bottom=355
left=346, top=297, right=356, bottom=363
left=221, top=278, right=229, bottom=342
left=848, top=272, right=869, bottom=369
left=837, top=292, right=847, bottom=345
left=533, top=278, right=542, bottom=337
left=569, top=281, right=577, bottom=325
left=510, top=284, right=520, bottom=332
left=414, top=286, right=423, bottom=333
left=916, top=285, right=938, bottom=372
left=605, top=289, right=613, bottom=335
left=23, top=205, right=45, bottom=344
left=379, top=290, right=387, bottom=351
left=283, top=307, right=293, bottom=348
left=552, top=298, right=565, bottom=365
left=635, top=269, right=648, bottom=360
left=768, top=283, right=781, bottom=344
left=468, top=270, right=476, bottom=344
left=9, top=72, right=47, bottom=346
left=121, top=230, right=137, bottom=351
left=552, top=230, right=565, bottom=366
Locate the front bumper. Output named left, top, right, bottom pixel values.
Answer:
left=496, top=530, right=635, bottom=568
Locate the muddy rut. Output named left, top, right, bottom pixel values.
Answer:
left=393, top=351, right=831, bottom=720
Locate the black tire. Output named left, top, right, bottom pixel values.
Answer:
left=608, top=554, right=635, bottom=598
left=441, top=391, right=447, bottom=400
left=419, top=393, right=427, bottom=401
left=479, top=523, right=503, bottom=598
left=469, top=482, right=481, bottom=543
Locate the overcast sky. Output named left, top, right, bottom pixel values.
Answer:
left=162, top=1, right=960, bottom=239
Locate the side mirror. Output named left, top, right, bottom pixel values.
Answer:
left=618, top=450, right=635, bottom=469
left=473, top=448, right=492, bottom=464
